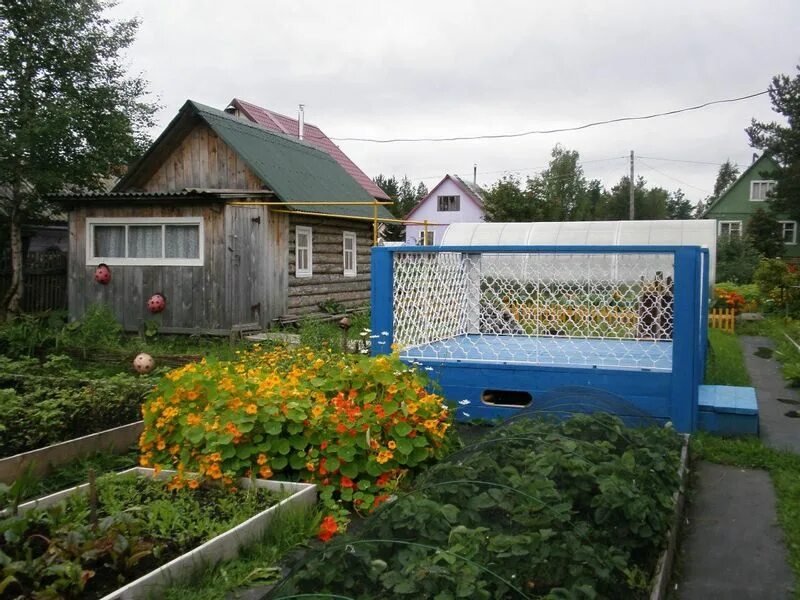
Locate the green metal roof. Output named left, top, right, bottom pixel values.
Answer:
left=190, top=101, right=392, bottom=219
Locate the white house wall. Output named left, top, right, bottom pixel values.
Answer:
left=405, top=178, right=484, bottom=244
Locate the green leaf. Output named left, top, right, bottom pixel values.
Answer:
left=263, top=421, right=283, bottom=435
left=395, top=438, right=414, bottom=456
left=340, top=461, right=360, bottom=478
left=325, top=457, right=340, bottom=472
left=392, top=422, right=412, bottom=437
left=270, top=455, right=288, bottom=470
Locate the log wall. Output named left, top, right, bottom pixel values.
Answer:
left=287, top=215, right=372, bottom=316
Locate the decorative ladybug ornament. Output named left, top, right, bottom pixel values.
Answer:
left=94, top=263, right=111, bottom=285
left=133, top=352, right=155, bottom=374
left=147, top=293, right=166, bottom=313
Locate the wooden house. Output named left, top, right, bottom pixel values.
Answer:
left=53, top=100, right=392, bottom=334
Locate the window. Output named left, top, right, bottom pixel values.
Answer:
left=718, top=221, right=742, bottom=238
left=437, top=195, right=460, bottom=211
left=342, top=231, right=357, bottom=276
left=295, top=226, right=312, bottom=277
left=87, top=217, right=202, bottom=266
left=419, top=231, right=435, bottom=245
left=750, top=180, right=776, bottom=201
left=780, top=221, right=797, bottom=245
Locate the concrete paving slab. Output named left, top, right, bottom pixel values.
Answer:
left=740, top=336, right=800, bottom=454
left=678, top=462, right=794, bottom=600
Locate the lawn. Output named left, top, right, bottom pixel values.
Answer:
left=704, top=329, right=751, bottom=387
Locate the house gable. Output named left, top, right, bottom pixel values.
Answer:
left=137, top=122, right=263, bottom=192
left=704, top=154, right=781, bottom=218
left=405, top=174, right=486, bottom=244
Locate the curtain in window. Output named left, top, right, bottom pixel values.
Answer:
left=94, top=226, right=125, bottom=257
left=165, top=225, right=199, bottom=258
left=129, top=226, right=162, bottom=258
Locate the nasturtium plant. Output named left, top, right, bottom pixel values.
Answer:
left=140, top=345, right=455, bottom=527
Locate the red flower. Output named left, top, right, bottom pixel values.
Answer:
left=318, top=515, right=339, bottom=542
left=373, top=494, right=390, bottom=508
left=320, top=440, right=328, bottom=450
left=340, top=475, right=354, bottom=489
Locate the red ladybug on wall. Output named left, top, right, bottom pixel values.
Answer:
left=147, top=293, right=166, bottom=313
left=94, top=263, right=111, bottom=285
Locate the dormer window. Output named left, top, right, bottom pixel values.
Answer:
left=437, top=195, right=460, bottom=211
left=750, top=180, right=776, bottom=201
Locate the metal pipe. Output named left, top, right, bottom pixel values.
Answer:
left=373, top=202, right=378, bottom=246
left=266, top=208, right=446, bottom=226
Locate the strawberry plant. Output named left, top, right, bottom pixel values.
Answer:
left=140, top=345, right=456, bottom=527
left=271, top=414, right=684, bottom=599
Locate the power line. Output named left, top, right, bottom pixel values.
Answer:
left=638, top=160, right=711, bottom=195
left=637, top=156, right=725, bottom=166
left=405, top=155, right=629, bottom=181
left=331, top=90, right=768, bottom=143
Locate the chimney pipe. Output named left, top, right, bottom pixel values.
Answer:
left=752, top=153, right=758, bottom=164
left=473, top=163, right=477, bottom=185
left=298, top=104, right=305, bottom=141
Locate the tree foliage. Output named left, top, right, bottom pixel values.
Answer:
left=712, top=160, right=740, bottom=199
left=716, top=236, right=761, bottom=284
left=0, top=0, right=157, bottom=317
left=373, top=174, right=427, bottom=241
left=747, top=65, right=800, bottom=222
left=746, top=207, right=784, bottom=258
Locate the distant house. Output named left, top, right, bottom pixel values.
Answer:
left=225, top=98, right=390, bottom=203
left=53, top=100, right=392, bottom=334
left=703, top=153, right=799, bottom=258
left=404, top=175, right=486, bottom=245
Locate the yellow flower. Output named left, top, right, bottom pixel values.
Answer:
left=245, top=403, right=258, bottom=415
left=156, top=439, right=166, bottom=451
left=388, top=440, right=397, bottom=449
left=311, top=405, right=324, bottom=418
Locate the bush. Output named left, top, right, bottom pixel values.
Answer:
left=754, top=258, right=800, bottom=315
left=59, top=302, right=123, bottom=356
left=713, top=283, right=761, bottom=312
left=140, top=346, right=455, bottom=523
left=0, top=311, right=65, bottom=357
left=716, top=236, right=761, bottom=284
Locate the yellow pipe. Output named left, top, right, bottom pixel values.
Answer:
left=267, top=207, right=446, bottom=226
left=423, top=220, right=429, bottom=245
left=373, top=202, right=378, bottom=246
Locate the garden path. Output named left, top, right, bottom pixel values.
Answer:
left=740, top=336, right=800, bottom=454
left=678, top=334, right=798, bottom=599
left=677, top=463, right=794, bottom=599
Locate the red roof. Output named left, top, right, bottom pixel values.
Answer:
left=229, top=99, right=389, bottom=201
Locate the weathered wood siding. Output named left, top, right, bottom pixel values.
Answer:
left=68, top=203, right=228, bottom=333
left=287, top=215, right=372, bottom=316
left=141, top=123, right=262, bottom=192
left=223, top=205, right=289, bottom=327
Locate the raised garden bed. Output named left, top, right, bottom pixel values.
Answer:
left=0, top=364, right=148, bottom=458
left=268, top=413, right=686, bottom=599
left=1, top=467, right=316, bottom=599
left=0, top=421, right=143, bottom=484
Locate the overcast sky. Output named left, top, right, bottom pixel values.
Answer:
left=112, top=0, right=799, bottom=204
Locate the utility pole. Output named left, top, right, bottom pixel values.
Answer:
left=629, top=150, right=635, bottom=220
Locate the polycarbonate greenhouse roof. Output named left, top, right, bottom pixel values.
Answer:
left=439, top=220, right=718, bottom=283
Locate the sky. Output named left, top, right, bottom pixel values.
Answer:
left=111, top=0, right=800, bottom=205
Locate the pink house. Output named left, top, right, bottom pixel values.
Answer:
left=405, top=175, right=486, bottom=244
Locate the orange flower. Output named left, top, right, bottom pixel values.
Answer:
left=306, top=462, right=315, bottom=472
left=187, top=413, right=201, bottom=426
left=256, top=453, right=268, bottom=465
left=376, top=450, right=394, bottom=464
left=245, top=403, right=258, bottom=415
left=388, top=440, right=397, bottom=450
left=186, top=390, right=199, bottom=401
left=340, top=475, right=354, bottom=489
left=188, top=478, right=200, bottom=489
left=318, top=515, right=339, bottom=542
left=259, top=465, right=273, bottom=478
left=208, top=452, right=222, bottom=462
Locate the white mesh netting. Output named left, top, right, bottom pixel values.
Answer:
left=393, top=251, right=675, bottom=371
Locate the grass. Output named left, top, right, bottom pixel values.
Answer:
left=692, top=433, right=800, bottom=597
left=705, top=329, right=751, bottom=386
left=163, top=504, right=321, bottom=600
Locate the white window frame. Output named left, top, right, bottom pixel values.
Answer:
left=86, top=217, right=204, bottom=266
left=342, top=231, right=357, bottom=277
left=780, top=220, right=797, bottom=245
left=437, top=195, right=461, bottom=212
left=295, top=225, right=313, bottom=278
left=718, top=220, right=742, bottom=238
left=419, top=231, right=435, bottom=246
left=750, top=180, right=776, bottom=201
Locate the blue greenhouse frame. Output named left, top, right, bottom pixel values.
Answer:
left=371, top=245, right=710, bottom=433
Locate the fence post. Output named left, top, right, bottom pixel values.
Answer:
left=370, top=246, right=394, bottom=356
left=671, top=247, right=700, bottom=432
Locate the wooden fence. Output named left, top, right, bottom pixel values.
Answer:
left=708, top=308, right=735, bottom=333
left=0, top=251, right=67, bottom=312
